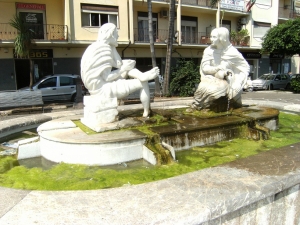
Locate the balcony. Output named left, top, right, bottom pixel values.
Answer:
left=278, top=6, right=300, bottom=19
left=0, top=23, right=68, bottom=42
left=134, top=28, right=168, bottom=43
left=134, top=28, right=250, bottom=47
left=153, top=0, right=250, bottom=13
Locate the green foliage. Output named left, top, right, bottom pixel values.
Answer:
left=170, top=59, right=200, bottom=97
left=261, top=18, right=300, bottom=56
left=210, top=0, right=219, bottom=7
left=230, top=29, right=249, bottom=45
left=291, top=77, right=300, bottom=93
left=0, top=157, right=19, bottom=173
left=9, top=14, right=33, bottom=58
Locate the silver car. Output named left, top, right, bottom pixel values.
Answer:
left=252, top=74, right=291, bottom=90
left=20, top=74, right=80, bottom=102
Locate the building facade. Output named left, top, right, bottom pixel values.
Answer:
left=0, top=0, right=299, bottom=91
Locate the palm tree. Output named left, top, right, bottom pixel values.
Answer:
left=147, top=0, right=160, bottom=96
left=9, top=14, right=34, bottom=89
left=163, top=0, right=175, bottom=95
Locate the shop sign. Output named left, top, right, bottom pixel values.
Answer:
left=242, top=52, right=261, bottom=59
left=16, top=3, right=46, bottom=11
left=14, top=49, right=53, bottom=58
left=269, top=53, right=284, bottom=59
left=220, top=0, right=244, bottom=11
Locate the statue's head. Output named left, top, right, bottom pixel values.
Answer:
left=97, top=23, right=118, bottom=47
left=210, top=27, right=230, bottom=49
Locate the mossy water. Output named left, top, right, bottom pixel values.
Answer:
left=0, top=112, right=299, bottom=191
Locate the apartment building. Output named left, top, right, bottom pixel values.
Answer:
left=0, top=0, right=299, bottom=91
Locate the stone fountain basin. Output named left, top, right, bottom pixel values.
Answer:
left=17, top=106, right=279, bottom=166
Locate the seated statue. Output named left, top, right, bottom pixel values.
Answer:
left=80, top=23, right=159, bottom=129
left=192, top=27, right=250, bottom=111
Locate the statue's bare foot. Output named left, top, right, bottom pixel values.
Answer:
left=143, top=109, right=150, bottom=117
left=140, top=67, right=159, bottom=82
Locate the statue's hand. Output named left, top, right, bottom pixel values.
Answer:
left=121, top=60, right=136, bottom=71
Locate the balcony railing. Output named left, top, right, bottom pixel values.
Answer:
left=153, top=0, right=250, bottom=13
left=0, top=23, right=68, bottom=41
left=134, top=28, right=249, bottom=46
left=134, top=28, right=168, bottom=43
left=278, top=6, right=300, bottom=19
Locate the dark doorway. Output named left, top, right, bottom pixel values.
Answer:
left=15, top=59, right=30, bottom=89
left=33, top=59, right=53, bottom=80
left=14, top=58, right=53, bottom=89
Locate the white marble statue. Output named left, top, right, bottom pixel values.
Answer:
left=80, top=23, right=159, bottom=130
left=192, top=27, right=250, bottom=110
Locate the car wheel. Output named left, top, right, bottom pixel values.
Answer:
left=285, top=83, right=291, bottom=90
left=71, top=93, right=77, bottom=102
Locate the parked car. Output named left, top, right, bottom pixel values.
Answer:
left=122, top=81, right=156, bottom=101
left=290, top=74, right=300, bottom=80
left=19, top=74, right=81, bottom=102
left=252, top=73, right=291, bottom=90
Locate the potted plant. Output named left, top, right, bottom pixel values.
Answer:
left=231, top=29, right=249, bottom=46
left=230, top=30, right=237, bottom=45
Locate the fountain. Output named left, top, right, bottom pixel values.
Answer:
left=14, top=26, right=279, bottom=166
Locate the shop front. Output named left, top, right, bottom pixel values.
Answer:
left=242, top=52, right=261, bottom=80
left=14, top=49, right=53, bottom=89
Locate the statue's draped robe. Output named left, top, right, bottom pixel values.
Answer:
left=193, top=44, right=250, bottom=109
left=80, top=42, right=125, bottom=98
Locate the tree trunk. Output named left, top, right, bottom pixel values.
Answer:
left=29, top=59, right=34, bottom=90
left=163, top=0, right=175, bottom=96
left=147, top=0, right=160, bottom=96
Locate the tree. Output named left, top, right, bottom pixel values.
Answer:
left=170, top=59, right=200, bottom=97
left=163, top=0, right=175, bottom=95
left=147, top=0, right=160, bottom=96
left=261, top=18, right=300, bottom=56
left=9, top=14, right=34, bottom=89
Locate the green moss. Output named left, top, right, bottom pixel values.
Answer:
left=0, top=112, right=299, bottom=191
left=72, top=120, right=98, bottom=135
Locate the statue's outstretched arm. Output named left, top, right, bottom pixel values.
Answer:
left=102, top=68, right=122, bottom=82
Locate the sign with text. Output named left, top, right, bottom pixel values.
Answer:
left=14, top=49, right=53, bottom=58
left=270, top=53, right=284, bottom=59
left=16, top=3, right=46, bottom=11
left=220, top=0, right=244, bottom=11
left=242, top=52, right=262, bottom=59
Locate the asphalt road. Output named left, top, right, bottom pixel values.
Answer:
left=241, top=90, right=300, bottom=104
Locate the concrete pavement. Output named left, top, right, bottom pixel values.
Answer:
left=1, top=91, right=300, bottom=224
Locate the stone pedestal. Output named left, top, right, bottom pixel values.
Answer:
left=81, top=95, right=119, bottom=132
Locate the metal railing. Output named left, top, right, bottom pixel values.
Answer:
left=134, top=29, right=209, bottom=45
left=0, top=23, right=68, bottom=41
left=134, top=28, right=249, bottom=46
left=278, top=6, right=300, bottom=19
left=153, top=0, right=250, bottom=12
left=134, top=28, right=168, bottom=43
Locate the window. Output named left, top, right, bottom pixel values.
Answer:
left=137, top=12, right=158, bottom=42
left=60, top=77, right=75, bottom=86
left=181, top=16, right=197, bottom=44
left=81, top=4, right=118, bottom=27
left=221, top=20, right=231, bottom=32
left=255, top=0, right=272, bottom=6
left=253, top=21, right=271, bottom=38
left=16, top=3, right=46, bottom=40
left=38, top=77, right=56, bottom=88
left=281, top=75, right=288, bottom=80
